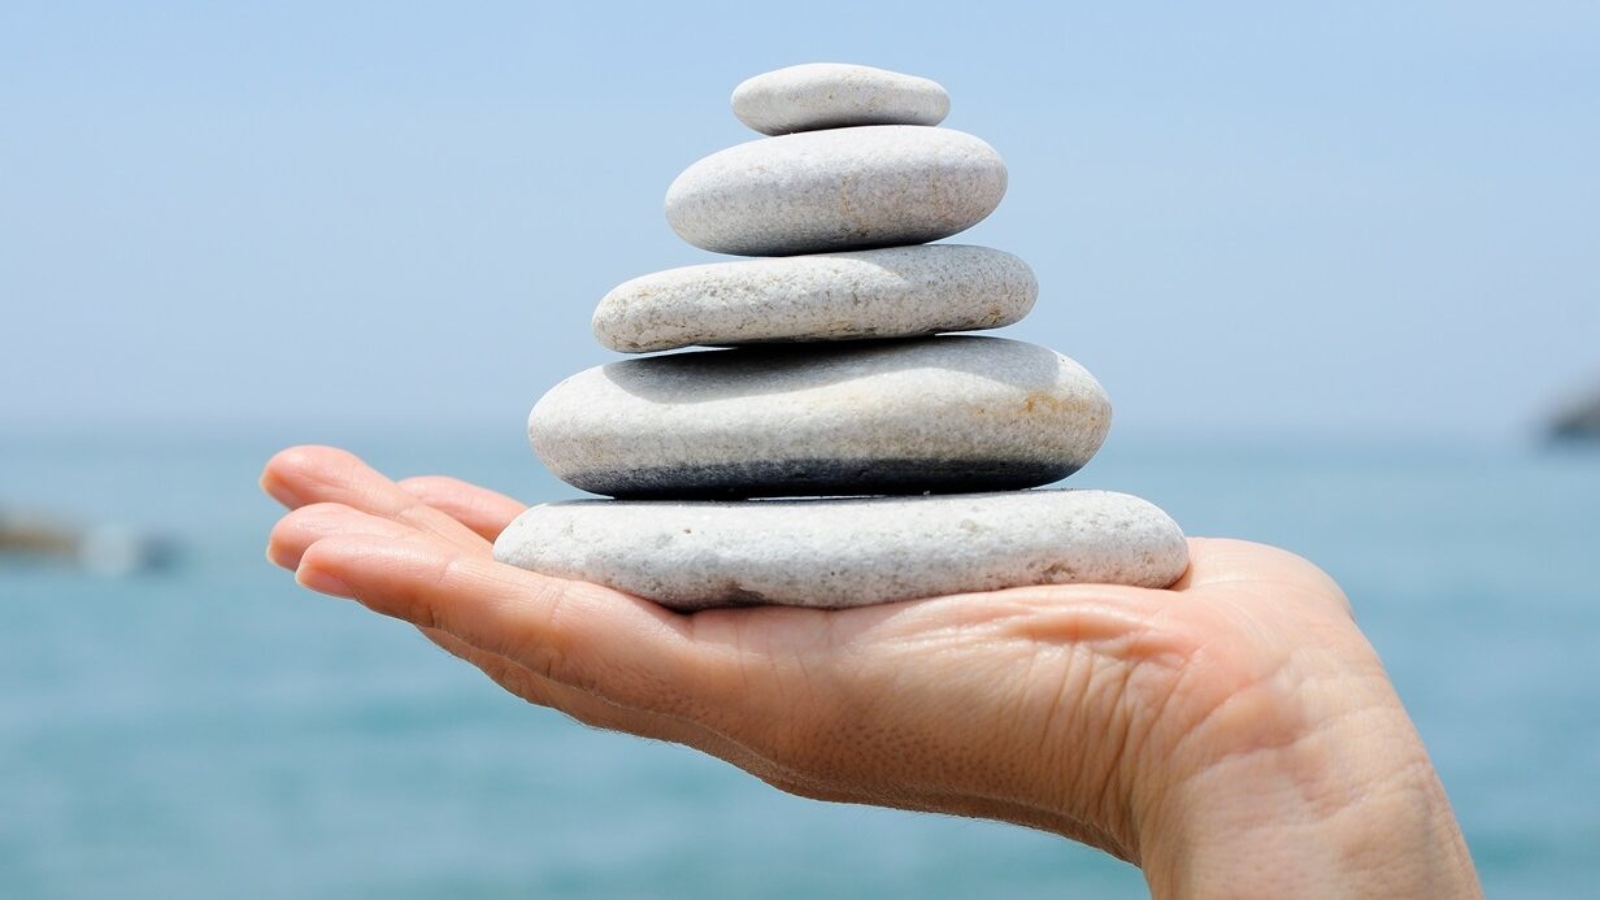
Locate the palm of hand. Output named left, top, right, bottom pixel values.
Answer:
left=263, top=446, right=1440, bottom=885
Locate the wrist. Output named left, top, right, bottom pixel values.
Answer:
left=1132, top=670, right=1479, bottom=898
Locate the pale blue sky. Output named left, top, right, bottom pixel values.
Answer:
left=3, top=1, right=1596, bottom=442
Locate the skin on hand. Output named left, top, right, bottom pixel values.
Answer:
left=262, top=445, right=1481, bottom=898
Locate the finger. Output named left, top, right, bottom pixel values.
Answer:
left=416, top=626, right=785, bottom=772
left=261, top=445, right=484, bottom=550
left=397, top=475, right=526, bottom=542
left=272, top=498, right=783, bottom=771
left=293, top=531, right=720, bottom=719
left=268, top=502, right=442, bottom=571
left=418, top=627, right=915, bottom=812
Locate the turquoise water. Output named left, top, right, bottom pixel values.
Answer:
left=3, top=428, right=1597, bottom=898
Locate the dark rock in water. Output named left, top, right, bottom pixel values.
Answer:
left=1550, top=389, right=1600, bottom=442
left=0, top=511, right=180, bottom=576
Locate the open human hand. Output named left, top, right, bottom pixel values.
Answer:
left=263, top=445, right=1478, bottom=897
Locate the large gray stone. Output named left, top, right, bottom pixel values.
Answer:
left=493, top=489, right=1189, bottom=610
left=528, top=336, right=1111, bottom=499
left=592, top=245, right=1037, bottom=353
left=665, top=126, right=1006, bottom=257
left=732, top=63, right=950, bottom=135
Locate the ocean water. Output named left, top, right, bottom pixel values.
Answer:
left=2, top=427, right=1597, bottom=898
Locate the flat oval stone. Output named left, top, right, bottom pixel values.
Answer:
left=592, top=245, right=1037, bottom=353
left=493, top=489, right=1189, bottom=610
left=665, top=126, right=1006, bottom=257
left=528, top=336, right=1111, bottom=499
left=731, top=63, right=950, bottom=135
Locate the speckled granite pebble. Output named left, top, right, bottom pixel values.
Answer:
left=528, top=336, right=1110, bottom=499
left=732, top=63, right=950, bottom=136
left=666, top=126, right=1006, bottom=256
left=592, top=245, right=1037, bottom=353
left=493, top=489, right=1188, bottom=610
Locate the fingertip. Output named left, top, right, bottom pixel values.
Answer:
left=271, top=502, right=418, bottom=578
left=262, top=445, right=356, bottom=508
left=284, top=519, right=379, bottom=601
left=292, top=531, right=410, bottom=604
left=266, top=538, right=294, bottom=571
left=262, top=444, right=322, bottom=481
left=260, top=462, right=302, bottom=509
left=295, top=562, right=356, bottom=599
left=265, top=508, right=308, bottom=569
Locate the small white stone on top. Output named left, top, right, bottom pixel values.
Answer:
left=732, top=63, right=951, bottom=136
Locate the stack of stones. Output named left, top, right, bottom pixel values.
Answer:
left=494, top=63, right=1188, bottom=610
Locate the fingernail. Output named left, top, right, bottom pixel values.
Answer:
left=265, top=542, right=293, bottom=570
left=261, top=472, right=305, bottom=509
left=296, top=567, right=355, bottom=599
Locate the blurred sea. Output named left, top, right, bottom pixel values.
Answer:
left=2, top=427, right=1597, bottom=899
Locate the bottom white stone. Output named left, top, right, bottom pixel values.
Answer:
left=493, top=489, right=1188, bottom=611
